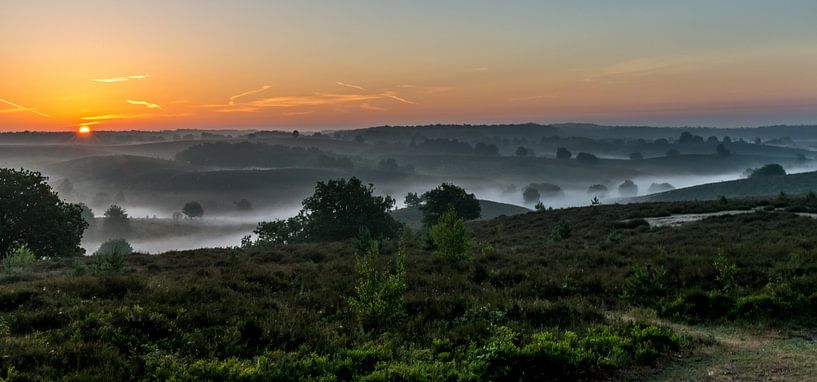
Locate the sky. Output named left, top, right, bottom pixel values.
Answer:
left=1, top=0, right=816, bottom=132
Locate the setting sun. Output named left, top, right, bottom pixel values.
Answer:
left=77, top=126, right=91, bottom=135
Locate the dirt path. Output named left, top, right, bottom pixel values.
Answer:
left=612, top=312, right=817, bottom=381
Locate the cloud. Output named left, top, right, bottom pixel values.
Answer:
left=466, top=67, right=489, bottom=73
left=81, top=114, right=149, bottom=121
left=510, top=94, right=557, bottom=101
left=360, top=103, right=387, bottom=112
left=336, top=81, right=365, bottom=90
left=380, top=91, right=417, bottom=105
left=284, top=110, right=315, bottom=116
left=77, top=121, right=100, bottom=127
left=0, top=98, right=50, bottom=118
left=91, top=75, right=150, bottom=83
left=229, top=85, right=271, bottom=105
left=127, top=100, right=162, bottom=109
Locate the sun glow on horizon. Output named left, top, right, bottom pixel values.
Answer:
left=77, top=126, right=92, bottom=135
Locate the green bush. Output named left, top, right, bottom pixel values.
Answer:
left=714, top=249, right=738, bottom=294
left=347, top=243, right=407, bottom=331
left=431, top=204, right=472, bottom=263
left=550, top=219, right=572, bottom=242
left=622, top=265, right=667, bottom=308
left=91, top=251, right=125, bottom=275
left=94, top=238, right=133, bottom=256
left=2, top=245, right=35, bottom=274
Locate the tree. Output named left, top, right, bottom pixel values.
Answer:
left=182, top=201, right=204, bottom=219
left=629, top=152, right=643, bottom=160
left=534, top=201, right=546, bottom=211
left=255, top=177, right=401, bottom=243
left=78, top=203, right=94, bottom=225
left=715, top=143, right=731, bottom=157
left=103, top=205, right=130, bottom=234
left=748, top=164, right=786, bottom=178
left=431, top=205, right=472, bottom=263
left=522, top=186, right=541, bottom=204
left=378, top=158, right=399, bottom=172
left=665, top=148, right=681, bottom=157
left=587, top=184, right=608, bottom=196
left=347, top=242, right=406, bottom=331
left=576, top=152, right=599, bottom=164
left=420, top=183, right=481, bottom=227
left=0, top=169, right=87, bottom=257
left=515, top=146, right=530, bottom=157
left=555, top=147, right=572, bottom=160
left=113, top=191, right=127, bottom=205
left=404, top=192, right=422, bottom=208
left=618, top=180, right=638, bottom=197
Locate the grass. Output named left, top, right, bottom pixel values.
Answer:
left=3, top=196, right=817, bottom=379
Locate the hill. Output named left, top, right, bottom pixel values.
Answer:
left=391, top=199, right=530, bottom=229
left=3, top=196, right=817, bottom=379
left=634, top=170, right=817, bottom=202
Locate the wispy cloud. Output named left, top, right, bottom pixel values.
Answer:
left=0, top=98, right=50, bottom=118
left=126, top=100, right=162, bottom=109
left=77, top=121, right=100, bottom=127
left=81, top=114, right=149, bottom=121
left=360, top=103, right=387, bottom=112
left=336, top=81, right=365, bottom=90
left=229, top=85, right=271, bottom=105
left=381, top=91, right=417, bottom=105
left=91, top=74, right=150, bottom=83
left=466, top=67, right=489, bottom=73
left=509, top=94, right=557, bottom=102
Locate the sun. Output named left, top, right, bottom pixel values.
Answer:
left=78, top=126, right=92, bottom=135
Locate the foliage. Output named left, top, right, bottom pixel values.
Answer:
left=629, top=152, right=643, bottom=160
left=555, top=147, right=572, bottom=159
left=713, top=249, right=738, bottom=294
left=2, top=245, right=35, bottom=274
left=575, top=152, right=598, bottom=163
left=522, top=186, right=540, bottom=203
left=715, top=143, right=731, bottom=157
left=255, top=177, right=401, bottom=243
left=534, top=201, right=545, bottom=211
left=94, top=238, right=134, bottom=256
left=419, top=183, right=481, bottom=226
left=404, top=192, right=422, bottom=208
left=514, top=146, right=530, bottom=157
left=0, top=168, right=88, bottom=258
left=622, top=265, right=667, bottom=308
left=233, top=199, right=253, bottom=211
left=549, top=218, right=572, bottom=241
left=90, top=250, right=125, bottom=274
left=749, top=163, right=786, bottom=178
left=431, top=205, right=472, bottom=263
left=587, top=184, right=608, bottom=196
left=618, top=179, right=638, bottom=197
left=176, top=141, right=354, bottom=169
left=182, top=201, right=205, bottom=219
left=347, top=243, right=407, bottom=331
left=103, top=204, right=130, bottom=234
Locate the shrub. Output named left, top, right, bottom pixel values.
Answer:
left=431, top=205, right=472, bottom=263
left=622, top=265, right=667, bottom=308
left=748, top=163, right=786, bottom=178
left=347, top=242, right=406, bottom=330
left=94, top=239, right=133, bottom=256
left=420, top=183, right=481, bottom=227
left=91, top=250, right=126, bottom=275
left=2, top=245, right=36, bottom=274
left=714, top=250, right=738, bottom=294
left=182, top=201, right=204, bottom=219
left=522, top=187, right=540, bottom=203
left=550, top=219, right=572, bottom=242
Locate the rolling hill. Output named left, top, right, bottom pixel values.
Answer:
left=634, top=170, right=817, bottom=202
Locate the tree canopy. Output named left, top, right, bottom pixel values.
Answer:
left=182, top=201, right=205, bottom=218
left=255, top=177, right=401, bottom=243
left=749, top=164, right=786, bottom=178
left=419, top=183, right=481, bottom=226
left=0, top=168, right=87, bottom=257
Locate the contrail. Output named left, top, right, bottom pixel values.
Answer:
left=0, top=98, right=51, bottom=118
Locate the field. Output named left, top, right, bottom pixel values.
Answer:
left=3, top=196, right=817, bottom=380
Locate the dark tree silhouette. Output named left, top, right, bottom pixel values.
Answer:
left=404, top=192, right=422, bottom=208
left=182, top=201, right=204, bottom=219
left=618, top=180, right=639, bottom=197
left=715, top=143, right=731, bottom=157
left=666, top=148, right=681, bottom=157
left=749, top=164, right=786, bottom=178
left=629, top=152, right=643, bottom=160
left=576, top=152, right=599, bottom=164
left=255, top=177, right=400, bottom=243
left=420, top=183, right=481, bottom=227
left=0, top=169, right=87, bottom=257
left=556, top=147, right=572, bottom=160
left=522, top=186, right=541, bottom=203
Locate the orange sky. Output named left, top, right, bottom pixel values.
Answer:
left=2, top=1, right=816, bottom=131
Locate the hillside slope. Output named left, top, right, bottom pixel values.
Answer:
left=634, top=170, right=817, bottom=202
